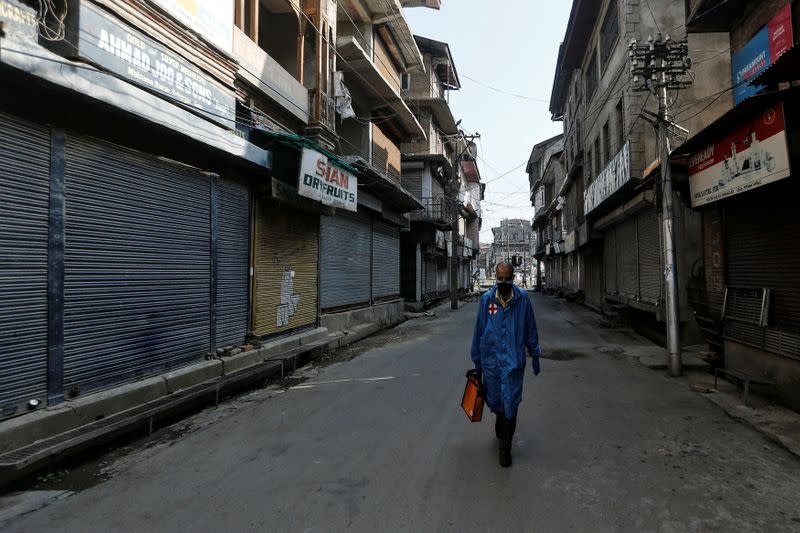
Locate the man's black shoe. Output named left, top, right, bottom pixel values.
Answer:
left=499, top=442, right=512, bottom=467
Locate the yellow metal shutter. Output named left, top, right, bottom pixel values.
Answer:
left=253, top=203, right=319, bottom=337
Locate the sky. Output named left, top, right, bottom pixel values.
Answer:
left=404, top=1, right=572, bottom=245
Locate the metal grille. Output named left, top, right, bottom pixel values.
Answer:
left=253, top=205, right=319, bottom=336
left=63, top=136, right=211, bottom=395
left=617, top=218, right=638, bottom=299
left=0, top=113, right=50, bottom=417
left=217, top=178, right=250, bottom=348
left=372, top=221, right=400, bottom=299
left=320, top=211, right=371, bottom=309
left=603, top=228, right=617, bottom=293
left=638, top=208, right=662, bottom=304
left=401, top=168, right=423, bottom=200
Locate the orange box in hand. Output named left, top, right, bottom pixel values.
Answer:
left=461, top=373, right=484, bottom=422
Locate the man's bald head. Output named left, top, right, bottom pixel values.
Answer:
left=496, top=262, right=514, bottom=280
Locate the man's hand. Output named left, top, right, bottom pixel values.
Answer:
left=532, top=356, right=541, bottom=376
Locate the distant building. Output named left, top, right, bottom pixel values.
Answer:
left=491, top=219, right=534, bottom=286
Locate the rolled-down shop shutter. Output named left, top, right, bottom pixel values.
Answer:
left=725, top=188, right=800, bottom=356
left=425, top=256, right=437, bottom=294
left=0, top=113, right=50, bottom=416
left=217, top=178, right=250, bottom=348
left=372, top=220, right=400, bottom=300
left=320, top=210, right=371, bottom=309
left=254, top=204, right=319, bottom=336
left=638, top=208, right=662, bottom=305
left=63, top=136, right=211, bottom=394
left=615, top=217, right=638, bottom=299
left=604, top=229, right=617, bottom=294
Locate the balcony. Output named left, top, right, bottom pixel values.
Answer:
left=232, top=27, right=310, bottom=124
left=409, top=196, right=454, bottom=226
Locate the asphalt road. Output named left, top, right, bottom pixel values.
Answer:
left=6, top=293, right=800, bottom=532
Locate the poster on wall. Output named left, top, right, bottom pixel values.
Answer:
left=297, top=148, right=358, bottom=212
left=688, top=102, right=790, bottom=207
left=150, top=0, right=234, bottom=54
left=731, top=4, right=793, bottom=104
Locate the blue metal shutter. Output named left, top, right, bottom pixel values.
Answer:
left=638, top=208, right=662, bottom=305
left=217, top=178, right=250, bottom=348
left=0, top=113, right=50, bottom=417
left=320, top=211, right=371, bottom=309
left=63, top=136, right=211, bottom=395
left=371, top=220, right=400, bottom=299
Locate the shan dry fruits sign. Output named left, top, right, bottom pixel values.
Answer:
left=298, top=149, right=358, bottom=212
left=689, top=102, right=790, bottom=208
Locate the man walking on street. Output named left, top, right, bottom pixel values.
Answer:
left=470, top=261, right=542, bottom=467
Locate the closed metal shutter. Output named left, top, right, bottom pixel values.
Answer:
left=425, top=256, right=437, bottom=294
left=726, top=189, right=800, bottom=356
left=604, top=229, right=617, bottom=294
left=217, top=178, right=250, bottom=348
left=320, top=211, right=371, bottom=309
left=437, top=259, right=448, bottom=291
left=402, top=168, right=423, bottom=200
left=254, top=205, right=318, bottom=336
left=638, top=208, right=662, bottom=304
left=63, top=136, right=211, bottom=394
left=0, top=113, right=50, bottom=416
left=372, top=220, right=400, bottom=299
left=617, top=218, right=638, bottom=299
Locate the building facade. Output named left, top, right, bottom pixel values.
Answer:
left=0, top=0, right=445, bottom=423
left=678, top=0, right=800, bottom=409
left=491, top=219, right=534, bottom=287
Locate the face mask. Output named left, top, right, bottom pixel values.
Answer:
left=497, top=280, right=513, bottom=295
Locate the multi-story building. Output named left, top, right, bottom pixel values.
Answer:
left=491, top=219, right=534, bottom=287
left=676, top=0, right=800, bottom=409
left=399, top=33, right=483, bottom=308
left=0, top=0, right=438, bottom=434
left=545, top=0, right=729, bottom=329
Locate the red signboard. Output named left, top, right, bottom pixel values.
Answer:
left=688, top=102, right=791, bottom=207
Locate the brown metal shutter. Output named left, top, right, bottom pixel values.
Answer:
left=617, top=218, right=638, bottom=299
left=726, top=193, right=800, bottom=356
left=604, top=229, right=617, bottom=294
left=638, top=208, right=662, bottom=305
left=253, top=204, right=319, bottom=337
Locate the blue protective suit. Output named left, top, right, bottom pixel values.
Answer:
left=470, top=284, right=541, bottom=419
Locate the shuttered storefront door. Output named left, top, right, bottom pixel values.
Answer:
left=0, top=113, right=50, bottom=416
left=63, top=136, right=211, bottom=394
left=638, top=208, right=662, bottom=305
left=254, top=205, right=319, bottom=336
left=617, top=218, right=639, bottom=299
left=372, top=221, right=400, bottom=300
left=425, top=256, right=437, bottom=295
left=726, top=186, right=800, bottom=357
left=217, top=178, right=250, bottom=348
left=604, top=229, right=617, bottom=294
left=320, top=211, right=371, bottom=310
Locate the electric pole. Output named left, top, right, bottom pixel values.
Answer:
left=450, top=131, right=480, bottom=311
left=629, top=34, right=692, bottom=377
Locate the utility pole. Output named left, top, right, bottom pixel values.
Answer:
left=450, top=131, right=480, bottom=310
left=629, top=34, right=691, bottom=377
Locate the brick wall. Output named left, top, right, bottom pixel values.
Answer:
left=372, top=123, right=402, bottom=182
left=375, top=35, right=401, bottom=93
left=731, top=0, right=793, bottom=52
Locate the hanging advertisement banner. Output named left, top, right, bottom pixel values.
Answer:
left=297, top=148, right=358, bottom=212
left=688, top=102, right=790, bottom=207
left=732, top=4, right=792, bottom=105
left=584, top=141, right=631, bottom=215
left=150, top=0, right=233, bottom=54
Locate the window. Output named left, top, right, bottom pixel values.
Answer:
left=602, top=121, right=610, bottom=163
left=594, top=137, right=601, bottom=175
left=401, top=73, right=411, bottom=91
left=585, top=50, right=598, bottom=98
left=600, top=1, right=619, bottom=70
left=586, top=149, right=594, bottom=181
left=616, top=98, right=625, bottom=151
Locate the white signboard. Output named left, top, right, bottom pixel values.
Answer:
left=298, top=148, right=358, bottom=212
left=584, top=141, right=631, bottom=214
left=151, top=0, right=233, bottom=54
left=689, top=102, right=790, bottom=207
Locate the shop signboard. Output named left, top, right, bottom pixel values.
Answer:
left=732, top=4, right=792, bottom=105
left=79, top=3, right=236, bottom=126
left=0, top=0, right=37, bottom=44
left=689, top=101, right=790, bottom=207
left=584, top=141, right=630, bottom=215
left=298, top=148, right=358, bottom=212
left=150, top=0, right=233, bottom=54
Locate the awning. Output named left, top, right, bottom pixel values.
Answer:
left=252, top=126, right=357, bottom=173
